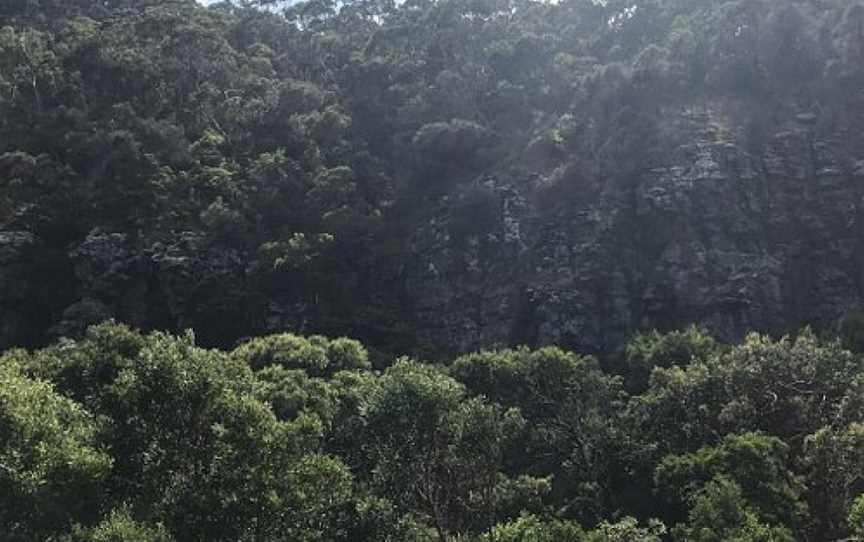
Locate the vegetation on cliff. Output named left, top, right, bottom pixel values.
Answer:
left=2, top=0, right=864, bottom=539
left=0, top=0, right=862, bottom=354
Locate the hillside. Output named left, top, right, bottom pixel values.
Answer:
left=1, top=0, right=863, bottom=357
left=3, top=1, right=864, bottom=539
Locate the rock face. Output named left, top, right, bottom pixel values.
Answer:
left=64, top=229, right=252, bottom=346
left=1, top=101, right=863, bottom=357
left=0, top=231, right=42, bottom=345
left=395, top=102, right=864, bottom=356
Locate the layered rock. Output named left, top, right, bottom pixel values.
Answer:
left=396, top=102, right=864, bottom=356
left=2, top=102, right=863, bottom=358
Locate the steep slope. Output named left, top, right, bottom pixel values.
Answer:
left=0, top=0, right=862, bottom=357
left=399, top=101, right=864, bottom=355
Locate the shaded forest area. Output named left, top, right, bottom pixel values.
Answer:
left=0, top=0, right=863, bottom=356
left=4, top=0, right=864, bottom=540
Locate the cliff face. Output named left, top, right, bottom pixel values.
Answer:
left=3, top=101, right=861, bottom=357
left=395, top=102, right=864, bottom=356
left=1, top=0, right=862, bottom=357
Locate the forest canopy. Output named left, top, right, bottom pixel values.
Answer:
left=2, top=322, right=864, bottom=540
left=2, top=0, right=864, bottom=539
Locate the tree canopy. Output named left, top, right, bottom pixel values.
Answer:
left=0, top=322, right=863, bottom=540
left=1, top=0, right=864, bottom=539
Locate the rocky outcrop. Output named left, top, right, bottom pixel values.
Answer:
left=0, top=231, right=41, bottom=345
left=2, top=101, right=862, bottom=358
left=397, top=102, right=864, bottom=356
left=54, top=229, right=253, bottom=346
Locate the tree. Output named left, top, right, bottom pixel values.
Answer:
left=621, top=326, right=718, bottom=393
left=233, top=332, right=371, bottom=375
left=849, top=494, right=864, bottom=540
left=485, top=513, right=585, bottom=542
left=64, top=508, right=174, bottom=542
left=0, top=354, right=111, bottom=541
left=253, top=365, right=339, bottom=423
left=584, top=517, right=666, bottom=542
left=670, top=478, right=794, bottom=542
left=655, top=432, right=807, bottom=535
left=12, top=322, right=362, bottom=541
left=360, top=360, right=524, bottom=540
left=802, top=423, right=864, bottom=539
left=452, top=347, right=626, bottom=523
left=629, top=332, right=862, bottom=462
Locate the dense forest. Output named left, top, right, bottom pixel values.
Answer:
left=3, top=0, right=864, bottom=540
left=0, top=0, right=863, bottom=357
left=7, top=323, right=864, bottom=541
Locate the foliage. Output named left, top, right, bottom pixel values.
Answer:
left=0, top=0, right=863, bottom=539
left=1, top=321, right=863, bottom=540
left=0, top=355, right=111, bottom=540
left=654, top=432, right=806, bottom=530
left=628, top=331, right=862, bottom=461
left=670, top=477, right=794, bottom=542
left=5, top=323, right=365, bottom=541
left=360, top=360, right=525, bottom=539
left=0, top=0, right=857, bottom=356
left=802, top=422, right=864, bottom=538
left=64, top=508, right=174, bottom=542
left=452, top=347, right=625, bottom=523
left=850, top=494, right=864, bottom=539
left=484, top=513, right=585, bottom=542
left=233, top=332, right=370, bottom=375
left=622, top=326, right=719, bottom=392
left=582, top=517, right=666, bottom=542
